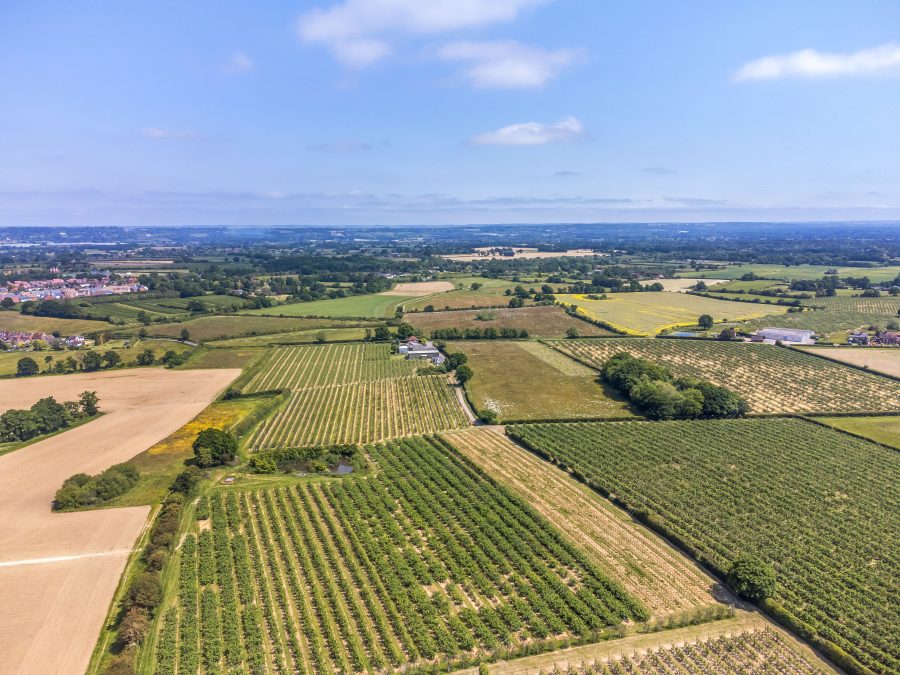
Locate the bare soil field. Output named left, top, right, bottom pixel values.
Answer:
left=381, top=280, right=455, bottom=296
left=658, top=278, right=705, bottom=292
left=445, top=427, right=717, bottom=617
left=0, top=367, right=239, bottom=675
left=798, top=346, right=900, bottom=378
left=406, top=305, right=616, bottom=338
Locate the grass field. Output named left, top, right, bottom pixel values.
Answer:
left=707, top=279, right=788, bottom=292
left=243, top=294, right=414, bottom=318
left=678, top=263, right=900, bottom=282
left=140, top=315, right=370, bottom=342
left=403, top=279, right=524, bottom=312
left=445, top=428, right=716, bottom=618
left=0, top=311, right=110, bottom=335
left=508, top=418, right=900, bottom=674
left=447, top=341, right=634, bottom=421
left=813, top=415, right=900, bottom=448
left=554, top=338, right=900, bottom=414
left=798, top=346, right=900, bottom=378
left=207, top=326, right=370, bottom=347
left=178, top=346, right=265, bottom=371
left=152, top=436, right=646, bottom=674
left=556, top=293, right=786, bottom=335
left=0, top=338, right=192, bottom=377
left=406, top=306, right=615, bottom=339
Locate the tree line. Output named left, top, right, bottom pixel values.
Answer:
left=0, top=390, right=99, bottom=443
left=602, top=352, right=748, bottom=420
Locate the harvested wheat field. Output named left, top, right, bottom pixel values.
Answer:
left=444, top=427, right=719, bottom=617
left=798, top=347, right=900, bottom=378
left=381, top=280, right=455, bottom=295
left=0, top=367, right=239, bottom=675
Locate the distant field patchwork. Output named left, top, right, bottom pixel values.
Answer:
left=553, top=338, right=900, bottom=414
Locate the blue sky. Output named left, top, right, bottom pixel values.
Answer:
left=2, top=0, right=900, bottom=226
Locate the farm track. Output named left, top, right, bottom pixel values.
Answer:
left=444, top=428, right=718, bottom=618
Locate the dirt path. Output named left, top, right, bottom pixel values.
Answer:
left=451, top=378, right=478, bottom=424
left=0, top=368, right=239, bottom=675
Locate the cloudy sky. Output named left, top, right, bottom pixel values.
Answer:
left=2, top=0, right=899, bottom=226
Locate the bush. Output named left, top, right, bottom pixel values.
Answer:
left=54, top=463, right=139, bottom=510
left=727, top=554, right=777, bottom=603
left=128, top=572, right=162, bottom=609
left=192, top=427, right=238, bottom=467
left=117, top=607, right=151, bottom=647
left=456, top=364, right=473, bottom=383
left=171, top=466, right=203, bottom=494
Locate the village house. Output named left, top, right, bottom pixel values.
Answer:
left=398, top=337, right=446, bottom=365
left=751, top=328, right=816, bottom=345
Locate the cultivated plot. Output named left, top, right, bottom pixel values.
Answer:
left=444, top=428, right=717, bottom=617
left=407, top=305, right=615, bottom=339
left=554, top=338, right=900, bottom=414
left=556, top=293, right=785, bottom=335
left=798, top=346, right=900, bottom=378
left=448, top=341, right=634, bottom=422
left=508, top=418, right=900, bottom=674
left=153, top=437, right=646, bottom=673
left=799, top=295, right=900, bottom=315
left=0, top=367, right=239, bottom=675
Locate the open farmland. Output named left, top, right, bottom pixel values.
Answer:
left=508, top=418, right=900, bottom=674
left=243, top=293, right=415, bottom=318
left=248, top=376, right=467, bottom=448
left=678, top=264, right=900, bottom=283
left=0, top=367, right=239, bottom=675
left=407, top=305, right=615, bottom=338
left=143, top=315, right=371, bottom=342
left=242, top=343, right=468, bottom=447
left=739, top=309, right=887, bottom=337
left=814, top=415, right=900, bottom=449
left=556, top=293, right=786, bottom=335
left=381, top=280, right=455, bottom=295
left=798, top=346, right=900, bottom=378
left=554, top=338, right=900, bottom=413
left=243, top=343, right=418, bottom=392
left=800, top=295, right=900, bottom=315
left=152, top=436, right=646, bottom=673
left=447, top=340, right=634, bottom=422
left=207, top=326, right=370, bottom=347
left=0, top=311, right=109, bottom=335
left=0, top=338, right=191, bottom=377
left=444, top=428, right=717, bottom=617
left=403, top=280, right=525, bottom=312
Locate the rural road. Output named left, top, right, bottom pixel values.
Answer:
left=0, top=367, right=239, bottom=675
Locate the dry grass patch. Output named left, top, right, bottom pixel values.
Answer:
left=798, top=346, right=900, bottom=378
left=407, top=305, right=615, bottom=338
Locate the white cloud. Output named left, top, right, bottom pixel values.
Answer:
left=223, top=51, right=254, bottom=74
left=735, top=43, right=900, bottom=81
left=139, top=128, right=198, bottom=140
left=470, top=116, right=586, bottom=146
left=298, top=0, right=549, bottom=67
left=436, top=40, right=583, bottom=88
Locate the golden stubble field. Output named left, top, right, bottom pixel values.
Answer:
left=0, top=367, right=239, bottom=675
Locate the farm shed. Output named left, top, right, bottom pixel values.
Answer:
left=752, top=328, right=815, bottom=345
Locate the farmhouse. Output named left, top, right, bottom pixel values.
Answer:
left=751, top=328, right=815, bottom=345
left=398, top=337, right=445, bottom=365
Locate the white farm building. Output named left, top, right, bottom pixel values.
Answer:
left=751, top=328, right=815, bottom=345
left=398, top=337, right=446, bottom=365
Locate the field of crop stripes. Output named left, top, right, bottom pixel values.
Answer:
left=154, top=438, right=646, bottom=673
left=248, top=376, right=467, bottom=448
left=244, top=343, right=416, bottom=392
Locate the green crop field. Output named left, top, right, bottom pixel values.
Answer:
left=152, top=437, right=645, bottom=673
left=678, top=264, right=900, bottom=282
left=556, top=293, right=786, bottom=335
left=247, top=376, right=467, bottom=448
left=140, top=315, right=370, bottom=343
left=707, top=279, right=788, bottom=292
left=814, top=415, right=900, bottom=449
left=207, top=327, right=370, bottom=348
left=243, top=343, right=417, bottom=392
left=553, top=338, right=900, bottom=414
left=507, top=418, right=900, bottom=674
left=242, top=294, right=415, bottom=318
left=799, top=295, right=900, bottom=315
left=447, top=340, right=634, bottom=422
left=241, top=343, right=468, bottom=447
left=739, top=309, right=886, bottom=337
left=406, top=305, right=615, bottom=339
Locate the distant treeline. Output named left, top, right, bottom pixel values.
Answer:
left=428, top=327, right=529, bottom=340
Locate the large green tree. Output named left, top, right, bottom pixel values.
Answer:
left=192, top=427, right=238, bottom=467
left=16, top=357, right=39, bottom=377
